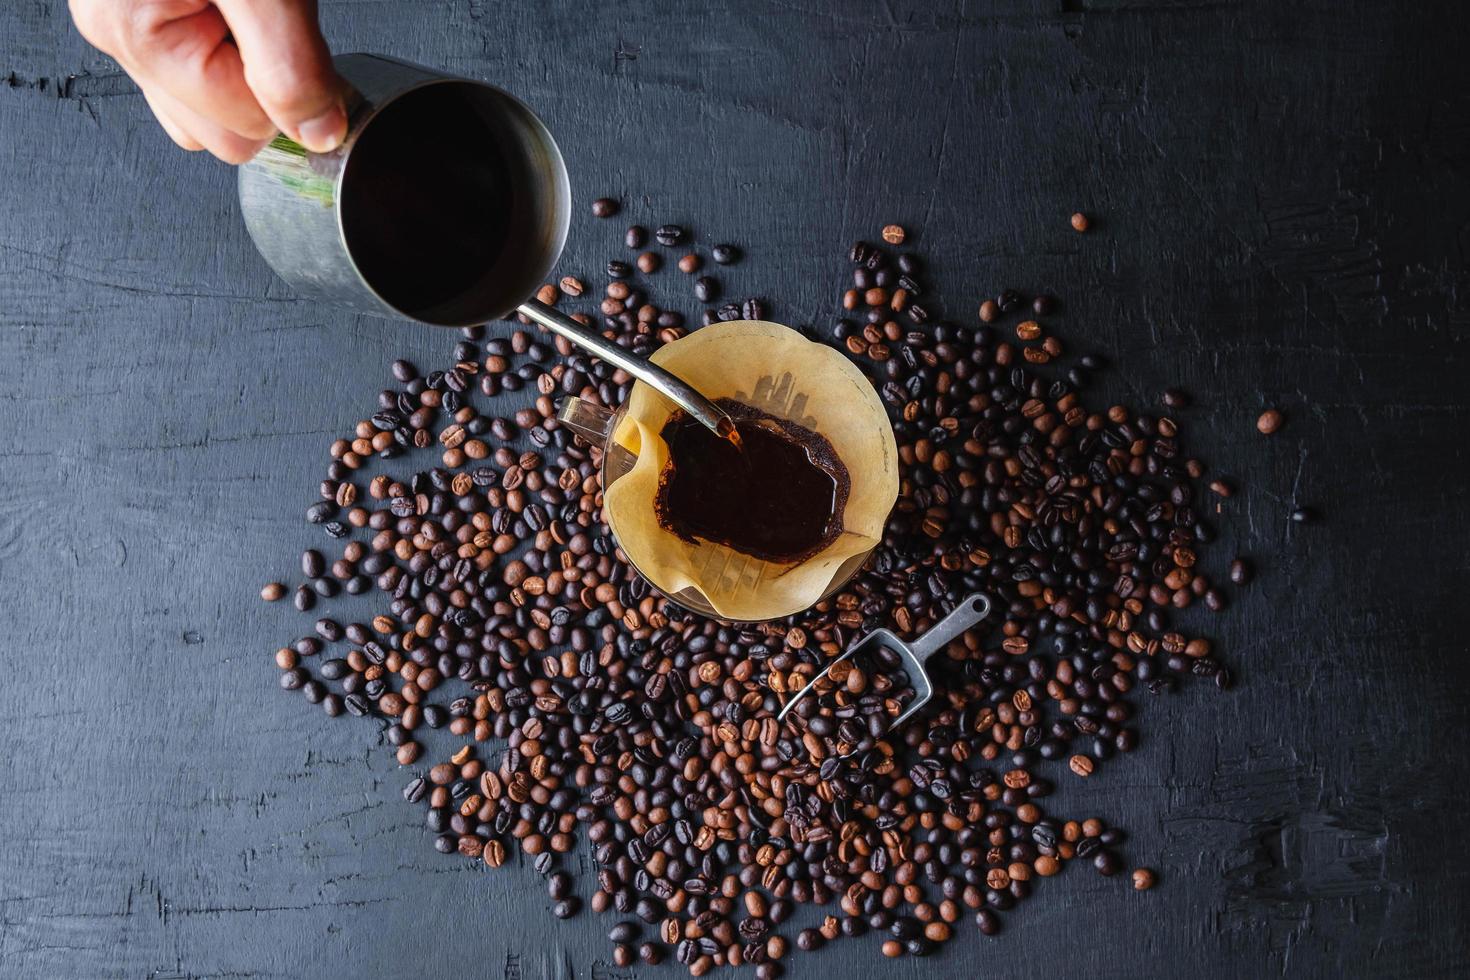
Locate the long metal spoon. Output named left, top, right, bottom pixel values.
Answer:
left=518, top=299, right=736, bottom=439
left=777, top=593, right=992, bottom=733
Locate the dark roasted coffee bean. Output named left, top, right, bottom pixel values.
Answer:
left=592, top=197, right=619, bottom=218
left=655, top=224, right=685, bottom=246
left=305, top=501, right=336, bottom=523
left=711, top=243, right=740, bottom=265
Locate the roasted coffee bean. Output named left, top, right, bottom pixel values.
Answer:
left=655, top=224, right=685, bottom=246
left=305, top=501, right=336, bottom=524
left=592, top=197, right=619, bottom=218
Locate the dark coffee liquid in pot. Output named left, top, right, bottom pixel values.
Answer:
left=655, top=399, right=849, bottom=563
left=340, top=85, right=519, bottom=320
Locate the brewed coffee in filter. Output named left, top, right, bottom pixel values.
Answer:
left=655, top=399, right=851, bottom=564
left=603, top=320, right=898, bottom=621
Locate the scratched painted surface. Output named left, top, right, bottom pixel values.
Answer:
left=1, top=1, right=1467, bottom=978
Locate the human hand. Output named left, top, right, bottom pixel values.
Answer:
left=70, top=0, right=346, bottom=163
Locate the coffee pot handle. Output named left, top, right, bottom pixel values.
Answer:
left=557, top=397, right=617, bottom=444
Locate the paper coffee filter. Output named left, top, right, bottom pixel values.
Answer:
left=603, top=320, right=899, bottom=621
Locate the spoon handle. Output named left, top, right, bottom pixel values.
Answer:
left=517, top=299, right=733, bottom=438
left=909, top=594, right=991, bottom=663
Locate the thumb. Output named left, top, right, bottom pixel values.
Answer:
left=216, top=0, right=346, bottom=152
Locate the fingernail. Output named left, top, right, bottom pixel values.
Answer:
left=297, top=105, right=346, bottom=153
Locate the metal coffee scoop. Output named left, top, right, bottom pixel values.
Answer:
left=777, top=593, right=991, bottom=733
left=238, top=54, right=734, bottom=440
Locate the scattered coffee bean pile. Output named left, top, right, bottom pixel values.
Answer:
left=265, top=209, right=1247, bottom=976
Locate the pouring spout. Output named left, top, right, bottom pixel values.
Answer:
left=716, top=416, right=742, bottom=448
left=517, top=299, right=734, bottom=439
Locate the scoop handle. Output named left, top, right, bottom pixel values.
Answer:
left=910, top=594, right=991, bottom=663
left=517, top=299, right=734, bottom=439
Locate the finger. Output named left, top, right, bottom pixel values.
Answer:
left=69, top=0, right=115, bottom=51
left=141, top=86, right=205, bottom=151
left=216, top=0, right=346, bottom=152
left=119, top=1, right=277, bottom=141
left=146, top=83, right=270, bottom=164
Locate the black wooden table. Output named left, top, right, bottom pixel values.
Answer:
left=3, top=2, right=1467, bottom=977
